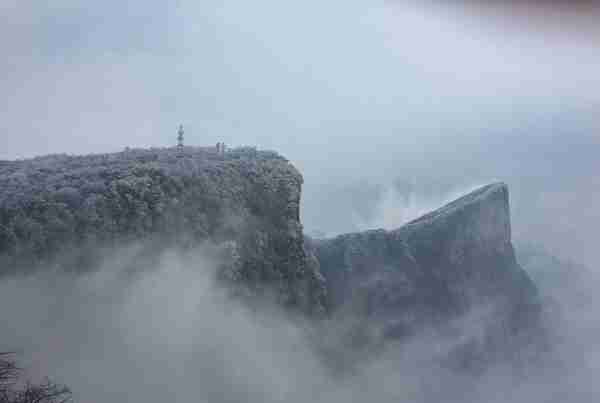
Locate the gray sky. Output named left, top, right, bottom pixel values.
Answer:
left=2, top=4, right=600, bottom=401
left=2, top=0, right=599, bottom=261
left=2, top=1, right=598, bottom=160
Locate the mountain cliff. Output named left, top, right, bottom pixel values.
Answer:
left=0, top=149, right=542, bottom=358
left=311, top=183, right=542, bottom=366
left=0, top=147, right=326, bottom=314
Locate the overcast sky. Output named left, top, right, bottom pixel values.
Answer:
left=1, top=0, right=599, bottom=261
left=2, top=5, right=600, bottom=400
left=2, top=2, right=598, bottom=158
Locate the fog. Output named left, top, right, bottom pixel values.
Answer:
left=1, top=1, right=600, bottom=402
left=0, top=245, right=329, bottom=402
left=0, top=238, right=598, bottom=402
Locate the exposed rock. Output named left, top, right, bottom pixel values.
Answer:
left=0, top=146, right=542, bottom=352
left=395, top=183, right=538, bottom=313
left=312, top=183, right=543, bottom=366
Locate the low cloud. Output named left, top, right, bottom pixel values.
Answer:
left=355, top=182, right=488, bottom=231
left=0, top=239, right=598, bottom=402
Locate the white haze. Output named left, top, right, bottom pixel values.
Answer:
left=1, top=1, right=600, bottom=401
left=0, top=245, right=330, bottom=402
left=0, top=241, right=598, bottom=402
left=354, top=183, right=488, bottom=231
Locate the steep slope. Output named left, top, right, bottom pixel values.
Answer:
left=0, top=147, right=542, bottom=343
left=311, top=183, right=542, bottom=365
left=0, top=147, right=326, bottom=314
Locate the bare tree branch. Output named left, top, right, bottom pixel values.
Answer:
left=0, top=354, right=71, bottom=403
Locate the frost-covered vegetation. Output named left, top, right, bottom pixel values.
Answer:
left=0, top=147, right=324, bottom=311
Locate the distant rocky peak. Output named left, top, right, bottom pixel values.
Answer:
left=399, top=182, right=511, bottom=255
left=312, top=183, right=542, bottom=368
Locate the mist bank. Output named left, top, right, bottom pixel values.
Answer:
left=0, top=235, right=597, bottom=403
left=0, top=147, right=597, bottom=401
left=1, top=150, right=544, bottom=364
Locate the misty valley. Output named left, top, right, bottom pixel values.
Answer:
left=0, top=148, right=597, bottom=402
left=2, top=1, right=599, bottom=402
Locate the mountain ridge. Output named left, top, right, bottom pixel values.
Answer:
left=0, top=146, right=326, bottom=313
left=311, top=182, right=542, bottom=366
left=0, top=148, right=542, bottom=357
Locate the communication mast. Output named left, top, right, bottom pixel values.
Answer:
left=177, top=125, right=185, bottom=149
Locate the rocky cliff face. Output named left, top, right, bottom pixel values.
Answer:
left=0, top=148, right=541, bottom=346
left=311, top=183, right=542, bottom=365
left=0, top=147, right=326, bottom=314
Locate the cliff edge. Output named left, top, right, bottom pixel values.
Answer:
left=0, top=148, right=541, bottom=350
left=311, top=183, right=542, bottom=366
left=0, top=147, right=326, bottom=314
